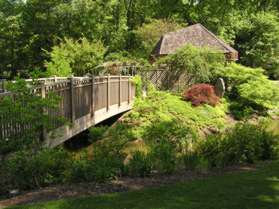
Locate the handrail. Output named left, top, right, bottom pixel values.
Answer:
left=0, top=75, right=136, bottom=147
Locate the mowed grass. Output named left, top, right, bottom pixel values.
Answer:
left=9, top=162, right=279, bottom=209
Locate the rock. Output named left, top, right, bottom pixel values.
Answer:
left=215, top=78, right=226, bottom=97
left=9, top=189, right=20, bottom=196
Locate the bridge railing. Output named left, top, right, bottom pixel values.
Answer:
left=0, top=75, right=136, bottom=143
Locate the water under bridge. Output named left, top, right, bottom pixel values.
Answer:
left=0, top=75, right=136, bottom=147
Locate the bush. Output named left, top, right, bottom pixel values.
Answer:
left=198, top=123, right=279, bottom=167
left=46, top=38, right=106, bottom=77
left=184, top=84, right=220, bottom=107
left=3, top=149, right=71, bottom=190
left=213, top=63, right=279, bottom=114
left=157, top=44, right=225, bottom=87
left=88, top=126, right=108, bottom=143
left=0, top=79, right=61, bottom=156
left=132, top=75, right=143, bottom=98
left=228, top=101, right=255, bottom=120
left=183, top=152, right=200, bottom=170
left=125, top=151, right=153, bottom=177
left=151, top=140, right=176, bottom=174
left=236, top=12, right=279, bottom=79
left=238, top=79, right=279, bottom=110
left=68, top=145, right=124, bottom=183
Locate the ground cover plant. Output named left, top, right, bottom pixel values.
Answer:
left=8, top=161, right=279, bottom=209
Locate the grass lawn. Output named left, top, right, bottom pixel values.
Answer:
left=9, top=162, right=279, bottom=209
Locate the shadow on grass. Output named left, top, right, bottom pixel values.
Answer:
left=11, top=162, right=279, bottom=209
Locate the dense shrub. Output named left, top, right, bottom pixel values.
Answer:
left=88, top=126, right=108, bottom=143
left=213, top=63, right=279, bottom=115
left=212, top=63, right=266, bottom=88
left=184, top=84, right=220, bottom=107
left=68, top=146, right=124, bottom=183
left=131, top=75, right=143, bottom=98
left=228, top=101, right=255, bottom=120
left=183, top=152, right=200, bottom=170
left=238, top=79, right=279, bottom=110
left=0, top=79, right=61, bottom=157
left=46, top=38, right=106, bottom=76
left=151, top=140, right=177, bottom=174
left=125, top=151, right=153, bottom=177
left=3, top=149, right=71, bottom=190
left=236, top=12, right=279, bottom=79
left=157, top=44, right=225, bottom=87
left=198, top=123, right=279, bottom=167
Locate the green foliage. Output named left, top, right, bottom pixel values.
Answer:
left=0, top=79, right=61, bottom=156
left=88, top=126, right=108, bottom=143
left=131, top=75, right=143, bottom=97
left=125, top=151, right=152, bottom=177
left=157, top=44, right=225, bottom=86
left=1, top=0, right=279, bottom=77
left=183, top=152, right=200, bottom=170
left=198, top=123, right=279, bottom=167
left=151, top=140, right=177, bottom=174
left=213, top=63, right=279, bottom=114
left=238, top=79, right=279, bottom=110
left=236, top=12, right=279, bottom=79
left=133, top=19, right=184, bottom=58
left=68, top=145, right=124, bottom=183
left=213, top=63, right=266, bottom=87
left=228, top=101, right=255, bottom=120
left=3, top=148, right=71, bottom=190
left=46, top=38, right=106, bottom=76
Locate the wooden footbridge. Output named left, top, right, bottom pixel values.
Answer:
left=0, top=75, right=136, bottom=147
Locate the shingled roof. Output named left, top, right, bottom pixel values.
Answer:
left=152, top=23, right=238, bottom=61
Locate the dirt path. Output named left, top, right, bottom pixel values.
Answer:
left=0, top=164, right=260, bottom=208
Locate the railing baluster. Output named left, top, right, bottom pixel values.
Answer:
left=70, top=76, right=75, bottom=123
left=107, top=74, right=110, bottom=111
left=128, top=76, right=131, bottom=104
left=91, top=75, right=95, bottom=117
left=119, top=75, right=121, bottom=107
left=41, top=81, right=47, bottom=141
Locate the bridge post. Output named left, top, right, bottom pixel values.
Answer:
left=107, top=74, right=110, bottom=111
left=91, top=75, right=95, bottom=117
left=70, top=76, right=75, bottom=123
left=128, top=76, right=130, bottom=104
left=0, top=79, right=5, bottom=92
left=119, top=75, right=121, bottom=107
left=40, top=81, right=47, bottom=141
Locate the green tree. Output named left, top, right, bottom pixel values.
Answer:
left=46, top=38, right=106, bottom=76
left=235, top=12, right=279, bottom=79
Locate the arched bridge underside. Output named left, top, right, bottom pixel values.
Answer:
left=46, top=101, right=133, bottom=148
left=0, top=75, right=136, bottom=148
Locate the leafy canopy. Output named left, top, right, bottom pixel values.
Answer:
left=46, top=38, right=106, bottom=77
left=213, top=63, right=279, bottom=111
